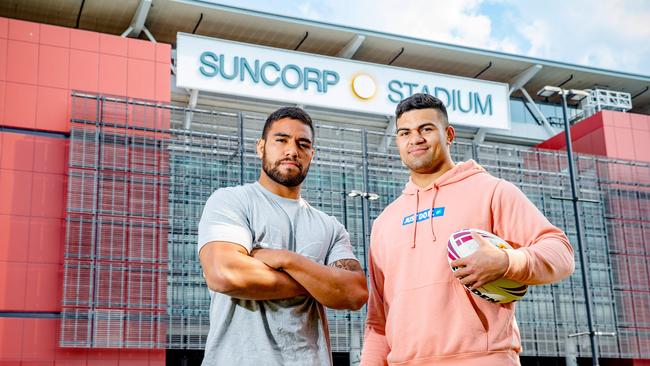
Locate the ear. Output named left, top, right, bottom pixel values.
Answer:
left=256, top=139, right=264, bottom=159
left=446, top=125, right=455, bottom=145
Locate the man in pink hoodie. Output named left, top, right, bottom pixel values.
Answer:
left=361, top=93, right=575, bottom=365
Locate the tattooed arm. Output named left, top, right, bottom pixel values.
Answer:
left=252, top=249, right=368, bottom=310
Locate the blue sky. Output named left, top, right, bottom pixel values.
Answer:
left=210, top=0, right=650, bottom=76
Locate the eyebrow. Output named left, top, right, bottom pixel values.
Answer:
left=396, top=122, right=437, bottom=133
left=272, top=132, right=313, bottom=144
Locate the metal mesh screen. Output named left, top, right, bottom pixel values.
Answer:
left=62, top=95, right=169, bottom=348
left=63, top=94, right=650, bottom=359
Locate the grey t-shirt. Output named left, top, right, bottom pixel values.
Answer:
left=198, top=182, right=358, bottom=366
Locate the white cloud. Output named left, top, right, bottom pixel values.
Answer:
left=504, top=0, right=650, bottom=75
left=314, top=0, right=650, bottom=75
left=297, top=2, right=322, bottom=20
left=216, top=0, right=650, bottom=75
left=305, top=0, right=522, bottom=54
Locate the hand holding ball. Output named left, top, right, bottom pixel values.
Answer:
left=448, top=229, right=527, bottom=303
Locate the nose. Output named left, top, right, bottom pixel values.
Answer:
left=284, top=141, right=299, bottom=157
left=408, top=130, right=425, bottom=145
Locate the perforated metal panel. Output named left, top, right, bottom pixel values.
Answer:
left=62, top=94, right=169, bottom=348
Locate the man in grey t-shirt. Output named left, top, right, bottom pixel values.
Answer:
left=198, top=107, right=368, bottom=365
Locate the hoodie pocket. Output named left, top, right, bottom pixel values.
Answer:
left=385, top=282, right=488, bottom=363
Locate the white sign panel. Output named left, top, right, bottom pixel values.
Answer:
left=176, top=33, right=510, bottom=129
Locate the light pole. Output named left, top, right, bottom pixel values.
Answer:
left=347, top=189, right=379, bottom=366
left=537, top=86, right=599, bottom=366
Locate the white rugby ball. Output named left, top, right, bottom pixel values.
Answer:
left=447, top=228, right=527, bottom=304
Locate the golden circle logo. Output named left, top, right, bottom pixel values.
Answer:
left=351, top=73, right=377, bottom=100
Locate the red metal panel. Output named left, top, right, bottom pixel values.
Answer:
left=611, top=110, right=632, bottom=128
left=86, top=349, right=121, bottom=366
left=0, top=214, right=30, bottom=262
left=154, top=44, right=170, bottom=64
left=154, top=62, right=170, bottom=103
left=633, top=129, right=650, bottom=162
left=0, top=261, right=27, bottom=310
left=127, top=38, right=155, bottom=61
left=98, top=54, right=127, bottom=96
left=99, top=34, right=127, bottom=57
left=604, top=124, right=619, bottom=157
left=21, top=318, right=56, bottom=361
left=614, top=127, right=636, bottom=161
left=0, top=18, right=7, bottom=38
left=0, top=132, right=34, bottom=171
left=83, top=360, right=118, bottom=366
left=3, top=82, right=37, bottom=129
left=54, top=360, right=86, bottom=366
left=8, top=19, right=39, bottom=43
left=118, top=350, right=149, bottom=363
left=590, top=128, right=607, bottom=156
left=0, top=318, right=24, bottom=360
left=7, top=40, right=38, bottom=85
left=536, top=111, right=605, bottom=154
left=54, top=338, right=88, bottom=362
left=0, top=81, right=5, bottom=123
left=28, top=217, right=63, bottom=264
left=149, top=350, right=165, bottom=366
left=30, top=172, right=65, bottom=218
left=25, top=262, right=61, bottom=311
left=36, top=86, right=69, bottom=132
left=38, top=45, right=70, bottom=89
left=119, top=358, right=148, bottom=366
left=631, top=113, right=649, bottom=131
left=0, top=170, right=33, bottom=216
left=33, top=136, right=66, bottom=174
left=0, top=38, right=7, bottom=81
left=127, top=59, right=155, bottom=100
left=571, top=133, right=592, bottom=154
left=70, top=29, right=98, bottom=53
left=39, top=24, right=70, bottom=48
left=69, top=49, right=99, bottom=93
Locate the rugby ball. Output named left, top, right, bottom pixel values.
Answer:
left=447, top=228, right=527, bottom=304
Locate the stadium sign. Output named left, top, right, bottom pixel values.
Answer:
left=177, top=33, right=510, bottom=129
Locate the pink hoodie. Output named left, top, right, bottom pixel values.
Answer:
left=361, top=160, right=574, bottom=366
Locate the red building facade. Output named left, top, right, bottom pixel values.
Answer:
left=0, top=17, right=169, bottom=366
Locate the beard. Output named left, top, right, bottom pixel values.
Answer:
left=262, top=154, right=310, bottom=187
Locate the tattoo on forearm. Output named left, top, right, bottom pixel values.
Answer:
left=330, top=259, right=362, bottom=272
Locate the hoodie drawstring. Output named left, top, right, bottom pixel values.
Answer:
left=411, top=191, right=420, bottom=248
left=430, top=185, right=439, bottom=242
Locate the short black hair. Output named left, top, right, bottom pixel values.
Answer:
left=262, top=107, right=315, bottom=140
left=395, top=93, right=449, bottom=124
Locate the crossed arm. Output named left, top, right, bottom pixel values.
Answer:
left=199, top=241, right=368, bottom=310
